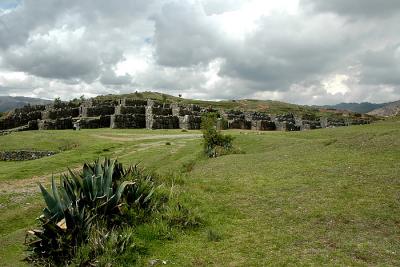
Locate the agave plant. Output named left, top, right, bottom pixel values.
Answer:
left=26, top=158, right=140, bottom=264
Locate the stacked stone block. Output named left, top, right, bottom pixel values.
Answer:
left=80, top=106, right=115, bottom=117
left=110, top=114, right=146, bottom=129
left=38, top=117, right=73, bottom=130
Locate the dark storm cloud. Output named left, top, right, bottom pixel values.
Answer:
left=301, top=0, right=400, bottom=18
left=0, top=0, right=400, bottom=104
left=359, top=44, right=400, bottom=85
left=0, top=0, right=155, bottom=83
left=152, top=1, right=221, bottom=67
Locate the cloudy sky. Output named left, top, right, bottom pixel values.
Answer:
left=0, top=0, right=399, bottom=105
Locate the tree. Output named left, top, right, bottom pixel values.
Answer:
left=53, top=97, right=63, bottom=109
left=201, top=113, right=234, bottom=158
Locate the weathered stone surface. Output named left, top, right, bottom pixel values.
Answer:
left=272, top=113, right=300, bottom=131
left=251, top=120, right=276, bottom=131
left=76, top=115, right=111, bottom=129
left=119, top=98, right=147, bottom=107
left=179, top=115, right=202, bottom=130
left=172, top=104, right=201, bottom=116
left=115, top=105, right=145, bottom=115
left=245, top=112, right=271, bottom=121
left=227, top=119, right=251, bottom=129
left=80, top=106, right=115, bottom=117
left=14, top=105, right=46, bottom=113
left=0, top=110, right=42, bottom=130
left=147, top=115, right=179, bottom=129
left=110, top=114, right=146, bottom=129
left=42, top=108, right=79, bottom=120
left=0, top=150, right=57, bottom=161
left=38, top=117, right=73, bottom=130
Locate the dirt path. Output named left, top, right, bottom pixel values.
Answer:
left=0, top=136, right=197, bottom=201
left=90, top=133, right=202, bottom=142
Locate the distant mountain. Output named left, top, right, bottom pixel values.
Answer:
left=0, top=96, right=52, bottom=112
left=321, top=102, right=386, bottom=114
left=367, top=100, right=400, bottom=117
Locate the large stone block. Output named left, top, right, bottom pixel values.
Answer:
left=251, top=120, right=276, bottom=131
left=147, top=115, right=179, bottom=129
left=41, top=108, right=79, bottom=120
left=110, top=114, right=146, bottom=129
left=119, top=98, right=147, bottom=106
left=80, top=105, right=115, bottom=117
left=228, top=119, right=251, bottom=129
left=179, top=115, right=202, bottom=130
left=38, top=117, right=73, bottom=130
left=115, top=105, right=145, bottom=115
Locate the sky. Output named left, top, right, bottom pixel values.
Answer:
left=0, top=0, right=399, bottom=105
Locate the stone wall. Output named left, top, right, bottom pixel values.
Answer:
left=14, top=105, right=46, bottom=113
left=273, top=114, right=300, bottom=131
left=251, top=120, right=276, bottom=131
left=179, top=115, right=202, bottom=130
left=38, top=117, right=73, bottom=130
left=115, top=105, right=145, bottom=115
left=110, top=114, right=146, bottom=129
left=77, top=115, right=111, bottom=129
left=0, top=110, right=42, bottom=130
left=0, top=150, right=56, bottom=161
left=119, top=98, right=147, bottom=107
left=80, top=106, right=115, bottom=117
left=228, top=119, right=251, bottom=129
left=147, top=115, right=179, bottom=129
left=42, top=108, right=79, bottom=120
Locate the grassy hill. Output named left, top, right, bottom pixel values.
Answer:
left=321, top=102, right=386, bottom=114
left=0, top=118, right=399, bottom=266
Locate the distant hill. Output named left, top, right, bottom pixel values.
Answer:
left=321, top=102, right=386, bottom=114
left=367, top=100, right=400, bottom=117
left=0, top=96, right=52, bottom=112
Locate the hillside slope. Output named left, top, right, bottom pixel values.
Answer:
left=322, top=102, right=385, bottom=113
left=0, top=96, right=52, bottom=112
left=367, top=100, right=400, bottom=116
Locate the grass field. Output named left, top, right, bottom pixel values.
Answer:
left=0, top=120, right=399, bottom=266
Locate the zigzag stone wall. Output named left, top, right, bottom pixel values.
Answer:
left=0, top=97, right=373, bottom=132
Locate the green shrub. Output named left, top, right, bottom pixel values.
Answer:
left=207, top=229, right=223, bottom=242
left=201, top=113, right=234, bottom=157
left=163, top=203, right=202, bottom=229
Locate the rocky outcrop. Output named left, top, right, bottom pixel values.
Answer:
left=367, top=100, right=400, bottom=117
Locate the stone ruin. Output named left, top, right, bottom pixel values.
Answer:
left=0, top=97, right=372, bottom=134
left=219, top=110, right=371, bottom=131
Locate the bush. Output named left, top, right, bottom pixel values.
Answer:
left=201, top=113, right=234, bottom=157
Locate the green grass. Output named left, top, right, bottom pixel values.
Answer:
left=1, top=120, right=399, bottom=266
